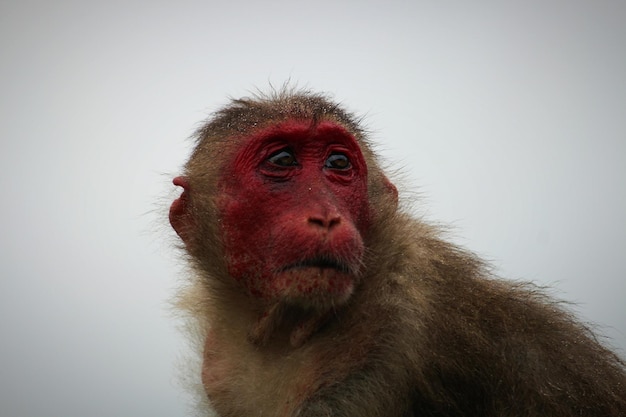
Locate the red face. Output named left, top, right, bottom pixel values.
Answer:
left=216, top=120, right=370, bottom=307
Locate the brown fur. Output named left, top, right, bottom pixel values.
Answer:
left=172, top=89, right=626, bottom=416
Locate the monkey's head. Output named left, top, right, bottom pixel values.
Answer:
left=170, top=91, right=397, bottom=312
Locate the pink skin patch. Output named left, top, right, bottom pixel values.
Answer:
left=216, top=120, right=371, bottom=306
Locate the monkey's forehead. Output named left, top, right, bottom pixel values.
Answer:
left=227, top=119, right=364, bottom=161
left=241, top=119, right=358, bottom=141
left=193, top=115, right=367, bottom=159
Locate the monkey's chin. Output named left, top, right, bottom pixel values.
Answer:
left=274, top=267, right=356, bottom=309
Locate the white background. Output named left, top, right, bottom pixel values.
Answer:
left=1, top=1, right=624, bottom=416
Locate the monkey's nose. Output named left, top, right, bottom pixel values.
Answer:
left=308, top=215, right=341, bottom=230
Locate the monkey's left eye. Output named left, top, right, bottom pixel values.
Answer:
left=325, top=153, right=351, bottom=170
left=268, top=149, right=298, bottom=167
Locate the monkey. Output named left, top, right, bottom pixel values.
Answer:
left=169, top=89, right=626, bottom=417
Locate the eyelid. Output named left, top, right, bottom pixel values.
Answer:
left=325, top=152, right=351, bottom=170
left=259, top=146, right=299, bottom=180
left=268, top=149, right=296, bottom=165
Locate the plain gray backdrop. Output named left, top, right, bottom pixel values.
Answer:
left=1, top=1, right=624, bottom=416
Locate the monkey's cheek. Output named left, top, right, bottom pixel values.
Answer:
left=271, top=268, right=356, bottom=308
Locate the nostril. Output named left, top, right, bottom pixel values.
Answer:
left=308, top=216, right=341, bottom=229
left=309, top=217, right=325, bottom=227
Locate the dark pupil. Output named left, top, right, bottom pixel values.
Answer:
left=326, top=153, right=350, bottom=169
left=269, top=150, right=296, bottom=166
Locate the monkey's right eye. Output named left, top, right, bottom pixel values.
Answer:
left=268, top=149, right=298, bottom=167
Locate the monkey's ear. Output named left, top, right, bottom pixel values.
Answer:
left=170, top=176, right=192, bottom=243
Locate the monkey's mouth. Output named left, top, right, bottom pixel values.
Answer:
left=274, top=257, right=357, bottom=305
left=281, top=257, right=352, bottom=274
